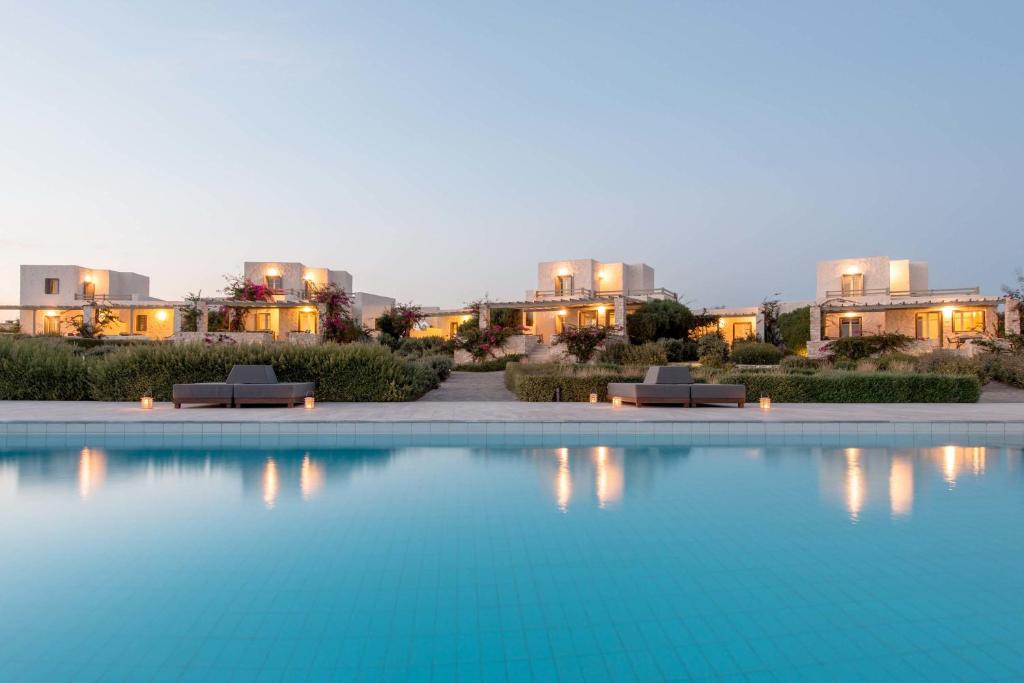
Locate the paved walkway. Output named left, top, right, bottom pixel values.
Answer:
left=420, top=371, right=516, bottom=402
left=980, top=381, right=1024, bottom=403
left=1, top=401, right=1023, bottom=423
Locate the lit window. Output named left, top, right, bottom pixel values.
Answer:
left=43, top=316, right=60, bottom=334
left=841, top=274, right=864, bottom=296
left=135, top=315, right=148, bottom=332
left=732, top=322, right=753, bottom=340
left=523, top=311, right=534, bottom=327
left=44, top=278, right=60, bottom=295
left=952, top=310, right=984, bottom=333
left=255, top=312, right=271, bottom=331
left=839, top=317, right=862, bottom=337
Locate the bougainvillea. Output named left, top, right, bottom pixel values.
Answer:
left=310, top=283, right=367, bottom=343
left=454, top=302, right=524, bottom=361
left=222, top=275, right=274, bottom=331
left=555, top=324, right=618, bottom=363
left=376, top=303, right=426, bottom=349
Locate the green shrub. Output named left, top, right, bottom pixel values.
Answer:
left=597, top=339, right=628, bottom=364
left=661, top=338, right=698, bottom=362
left=913, top=350, right=987, bottom=380
left=418, top=354, right=453, bottom=382
left=718, top=370, right=981, bottom=403
left=0, top=337, right=91, bottom=400
left=976, top=352, right=1024, bottom=389
left=512, top=371, right=644, bottom=401
left=396, top=336, right=454, bottom=358
left=89, top=342, right=436, bottom=402
left=874, top=351, right=918, bottom=371
left=729, top=341, right=784, bottom=365
left=696, top=333, right=729, bottom=367
left=826, top=333, right=913, bottom=360
left=621, top=341, right=668, bottom=367
left=625, top=300, right=697, bottom=345
left=454, top=354, right=523, bottom=372
left=778, top=306, right=810, bottom=353
left=779, top=356, right=820, bottom=372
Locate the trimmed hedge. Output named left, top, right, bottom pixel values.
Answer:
left=718, top=371, right=981, bottom=403
left=0, top=338, right=443, bottom=402
left=730, top=341, right=784, bottom=365
left=0, top=337, right=91, bottom=400
left=454, top=354, right=523, bottom=372
left=512, top=372, right=645, bottom=402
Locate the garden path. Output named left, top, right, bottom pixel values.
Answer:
left=420, top=371, right=516, bottom=402
left=979, top=381, right=1024, bottom=403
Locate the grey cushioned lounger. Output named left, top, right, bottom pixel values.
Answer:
left=172, top=365, right=314, bottom=408
left=607, top=366, right=746, bottom=408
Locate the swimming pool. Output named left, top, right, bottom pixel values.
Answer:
left=1, top=438, right=1022, bottom=681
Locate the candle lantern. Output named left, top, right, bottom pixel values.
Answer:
left=140, top=396, right=154, bottom=410
left=759, top=396, right=771, bottom=411
left=589, top=393, right=598, bottom=404
left=304, top=395, right=316, bottom=410
left=611, top=396, right=623, bottom=408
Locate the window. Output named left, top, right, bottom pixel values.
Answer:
left=915, top=312, right=941, bottom=340
left=449, top=321, right=459, bottom=339
left=265, top=275, right=283, bottom=291
left=44, top=278, right=59, bottom=295
left=82, top=281, right=95, bottom=299
left=43, top=316, right=60, bottom=334
left=579, top=309, right=598, bottom=327
left=135, top=314, right=148, bottom=332
left=298, top=311, right=317, bottom=334
left=839, top=317, right=862, bottom=338
left=555, top=274, right=574, bottom=295
left=841, top=273, right=864, bottom=296
left=952, top=310, right=984, bottom=333
left=732, top=322, right=753, bottom=341
left=255, top=312, right=271, bottom=331
left=523, top=311, right=534, bottom=328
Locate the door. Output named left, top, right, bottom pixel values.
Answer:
left=82, top=282, right=95, bottom=299
left=915, top=312, right=941, bottom=347
left=298, top=311, right=317, bottom=334
left=732, top=322, right=753, bottom=342
left=555, top=275, right=574, bottom=296
left=839, top=317, right=862, bottom=338
left=449, top=321, right=459, bottom=339
left=43, top=315, right=60, bottom=334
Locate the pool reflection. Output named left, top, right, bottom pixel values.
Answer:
left=0, top=444, right=1019, bottom=522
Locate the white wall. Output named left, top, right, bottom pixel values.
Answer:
left=244, top=262, right=354, bottom=296
left=352, top=292, right=395, bottom=329
left=815, top=256, right=891, bottom=299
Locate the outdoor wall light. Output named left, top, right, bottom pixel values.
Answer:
left=558, top=267, right=569, bottom=276
left=266, top=267, right=280, bottom=277
left=155, top=310, right=168, bottom=322
left=45, top=310, right=58, bottom=317
left=942, top=306, right=954, bottom=319
left=845, top=265, right=861, bottom=275
left=596, top=306, right=607, bottom=316
left=301, top=306, right=315, bottom=313
left=140, top=396, right=154, bottom=410
left=558, top=309, right=567, bottom=316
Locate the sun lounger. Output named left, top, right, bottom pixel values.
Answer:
left=606, top=366, right=746, bottom=408
left=172, top=365, right=314, bottom=408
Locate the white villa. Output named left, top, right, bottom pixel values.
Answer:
left=11, top=265, right=176, bottom=338
left=807, top=256, right=1011, bottom=358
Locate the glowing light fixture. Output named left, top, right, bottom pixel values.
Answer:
left=596, top=305, right=607, bottom=315
left=558, top=309, right=567, bottom=316
left=83, top=274, right=94, bottom=283
left=597, top=270, right=606, bottom=280
left=45, top=310, right=58, bottom=318
left=611, top=396, right=623, bottom=408
left=759, top=396, right=771, bottom=411
left=845, top=265, right=861, bottom=275
left=718, top=318, right=726, bottom=327
left=155, top=310, right=168, bottom=322
left=589, top=393, right=599, bottom=404
left=301, top=306, right=315, bottom=313
left=140, top=396, right=154, bottom=410
left=266, top=267, right=280, bottom=277
left=942, top=306, right=954, bottom=319
left=557, top=267, right=569, bottom=276
left=304, top=395, right=316, bottom=410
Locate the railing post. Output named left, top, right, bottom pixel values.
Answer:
left=198, top=301, right=209, bottom=334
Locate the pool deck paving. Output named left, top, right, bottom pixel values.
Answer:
left=1, top=400, right=1023, bottom=423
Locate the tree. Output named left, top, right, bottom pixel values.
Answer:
left=557, top=325, right=615, bottom=363
left=376, top=303, right=425, bottom=350
left=626, top=300, right=696, bottom=344
left=760, top=296, right=784, bottom=347
left=311, top=283, right=368, bottom=343
left=778, top=306, right=811, bottom=354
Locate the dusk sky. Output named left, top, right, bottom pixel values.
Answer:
left=1, top=1, right=1021, bottom=310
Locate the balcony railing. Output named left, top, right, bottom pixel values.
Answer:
left=73, top=293, right=140, bottom=302
left=532, top=287, right=678, bottom=302
left=823, top=286, right=981, bottom=299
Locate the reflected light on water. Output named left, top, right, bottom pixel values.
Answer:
left=300, top=454, right=324, bottom=499
left=593, top=446, right=623, bottom=509
left=844, top=448, right=863, bottom=523
left=556, top=448, right=571, bottom=512
left=938, top=446, right=986, bottom=487
left=263, top=458, right=279, bottom=509
left=889, top=456, right=913, bottom=517
left=78, top=448, right=106, bottom=500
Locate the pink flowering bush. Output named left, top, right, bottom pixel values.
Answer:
left=454, top=303, right=524, bottom=361
left=222, top=274, right=275, bottom=331
left=555, top=325, right=618, bottom=363
left=311, top=283, right=368, bottom=343
left=376, top=303, right=425, bottom=349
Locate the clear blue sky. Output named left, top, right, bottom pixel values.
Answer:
left=1, top=1, right=1021, bottom=309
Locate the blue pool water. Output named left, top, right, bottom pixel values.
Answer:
left=1, top=440, right=1022, bottom=681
